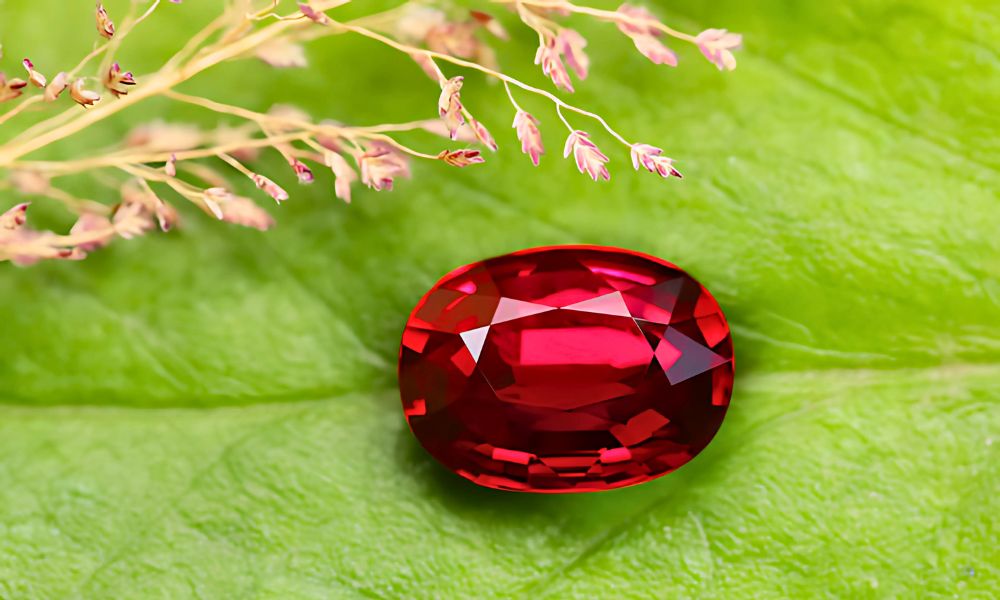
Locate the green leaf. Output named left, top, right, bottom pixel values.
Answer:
left=1, top=0, right=997, bottom=597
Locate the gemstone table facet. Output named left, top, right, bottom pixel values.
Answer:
left=398, top=246, right=734, bottom=493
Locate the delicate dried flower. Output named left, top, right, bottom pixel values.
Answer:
left=0, top=202, right=29, bottom=230
left=122, top=180, right=178, bottom=232
left=695, top=28, right=742, bottom=71
left=298, top=2, right=331, bottom=26
left=357, top=144, right=410, bottom=191
left=70, top=212, right=114, bottom=251
left=69, top=78, right=101, bottom=107
left=203, top=188, right=274, bottom=231
left=1, top=204, right=87, bottom=266
left=44, top=71, right=68, bottom=101
left=112, top=199, right=155, bottom=240
left=22, top=58, right=46, bottom=88
left=201, top=188, right=227, bottom=219
left=103, top=62, right=136, bottom=98
left=165, top=153, right=177, bottom=177
left=155, top=200, right=179, bottom=232
left=96, top=3, right=116, bottom=39
left=219, top=195, right=275, bottom=231
left=437, top=148, right=485, bottom=168
left=630, top=143, right=682, bottom=178
left=557, top=29, right=589, bottom=80
left=564, top=130, right=610, bottom=181
left=324, top=151, right=357, bottom=203
left=1, top=73, right=28, bottom=103
left=468, top=117, right=497, bottom=151
left=256, top=40, right=308, bottom=68
left=470, top=10, right=509, bottom=40
left=0, top=229, right=84, bottom=266
left=615, top=5, right=677, bottom=66
left=534, top=38, right=574, bottom=93
left=438, top=76, right=465, bottom=140
left=250, top=173, right=289, bottom=203
left=512, top=110, right=544, bottom=166
left=290, top=159, right=315, bottom=184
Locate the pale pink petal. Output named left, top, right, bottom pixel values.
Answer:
left=112, top=201, right=154, bottom=240
left=557, top=29, right=589, bottom=80
left=357, top=144, right=411, bottom=192
left=23, top=58, right=47, bottom=88
left=564, top=131, right=609, bottom=181
left=695, top=28, right=742, bottom=71
left=534, top=39, right=575, bottom=93
left=468, top=117, right=497, bottom=151
left=325, top=151, right=357, bottom=203
left=219, top=195, right=275, bottom=231
left=44, top=71, right=68, bottom=101
left=70, top=213, right=114, bottom=251
left=512, top=111, right=545, bottom=166
left=632, top=35, right=677, bottom=66
left=615, top=4, right=660, bottom=36
left=630, top=143, right=682, bottom=178
left=203, top=188, right=274, bottom=230
left=251, top=173, right=289, bottom=203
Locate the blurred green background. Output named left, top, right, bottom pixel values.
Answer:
left=0, top=0, right=997, bottom=597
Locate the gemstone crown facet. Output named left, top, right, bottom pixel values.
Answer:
left=399, top=245, right=734, bottom=493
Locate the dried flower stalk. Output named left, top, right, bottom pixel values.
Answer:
left=0, top=0, right=741, bottom=265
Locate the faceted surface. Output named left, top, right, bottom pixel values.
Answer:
left=398, top=246, right=734, bottom=493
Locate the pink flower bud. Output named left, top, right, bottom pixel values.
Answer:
left=512, top=111, right=544, bottom=166
left=96, top=3, right=116, bottom=39
left=630, top=144, right=682, bottom=179
left=44, top=72, right=68, bottom=101
left=695, top=28, right=742, bottom=71
left=534, top=38, right=574, bottom=93
left=357, top=144, right=410, bottom=191
left=22, top=58, right=47, bottom=88
left=298, top=2, right=331, bottom=26
left=325, top=151, right=357, bottom=203
left=468, top=117, right=497, bottom=151
left=290, top=159, right=315, bottom=184
left=69, top=79, right=100, bottom=107
left=250, top=173, right=289, bottom=203
left=564, top=130, right=609, bottom=181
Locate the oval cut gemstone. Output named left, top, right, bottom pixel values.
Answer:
left=398, top=246, right=734, bottom=493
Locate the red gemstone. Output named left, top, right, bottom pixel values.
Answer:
left=398, top=246, right=734, bottom=493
